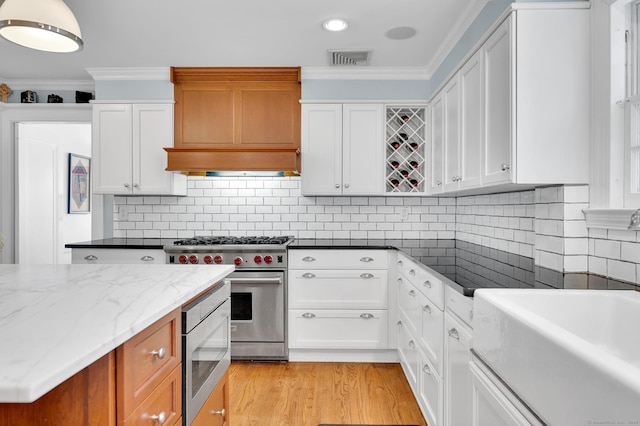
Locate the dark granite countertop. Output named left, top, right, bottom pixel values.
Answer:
left=68, top=238, right=640, bottom=296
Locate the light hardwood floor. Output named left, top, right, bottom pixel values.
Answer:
left=228, top=362, right=428, bottom=426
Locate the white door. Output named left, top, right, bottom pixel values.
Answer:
left=17, top=127, right=58, bottom=264
left=483, top=17, right=512, bottom=185
left=342, top=104, right=383, bottom=195
left=460, top=50, right=483, bottom=189
left=133, top=104, right=174, bottom=194
left=301, top=104, right=343, bottom=195
left=443, top=76, right=461, bottom=192
left=429, top=94, right=444, bottom=194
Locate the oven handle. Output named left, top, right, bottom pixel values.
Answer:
left=227, top=277, right=283, bottom=285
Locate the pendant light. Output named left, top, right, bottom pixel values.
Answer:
left=0, top=0, right=83, bottom=53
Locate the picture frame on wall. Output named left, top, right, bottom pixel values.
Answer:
left=68, top=153, right=90, bottom=214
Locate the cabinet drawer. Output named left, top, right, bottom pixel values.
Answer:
left=191, top=370, right=228, bottom=426
left=419, top=353, right=443, bottom=426
left=117, top=309, right=181, bottom=420
left=289, top=270, right=387, bottom=309
left=418, top=292, right=444, bottom=375
left=397, top=276, right=420, bottom=335
left=289, top=249, right=388, bottom=269
left=72, top=248, right=165, bottom=264
left=289, top=309, right=387, bottom=349
left=396, top=316, right=419, bottom=389
left=397, top=254, right=444, bottom=310
left=122, top=365, right=182, bottom=426
left=445, top=285, right=473, bottom=328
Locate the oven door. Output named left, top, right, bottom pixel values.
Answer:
left=184, top=298, right=230, bottom=425
left=229, top=271, right=286, bottom=359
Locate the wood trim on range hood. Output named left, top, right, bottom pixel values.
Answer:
left=168, top=66, right=301, bottom=173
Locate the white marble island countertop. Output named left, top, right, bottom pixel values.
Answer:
left=0, top=264, right=234, bottom=403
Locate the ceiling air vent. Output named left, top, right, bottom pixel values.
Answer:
left=328, top=50, right=371, bottom=66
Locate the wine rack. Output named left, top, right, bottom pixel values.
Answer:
left=385, top=106, right=427, bottom=193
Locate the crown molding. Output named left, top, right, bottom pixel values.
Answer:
left=86, top=67, right=171, bottom=81
left=0, top=79, right=94, bottom=91
left=301, top=67, right=430, bottom=80
left=424, top=0, right=489, bottom=76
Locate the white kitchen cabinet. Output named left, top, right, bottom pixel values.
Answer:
left=482, top=7, right=589, bottom=186
left=397, top=316, right=419, bottom=389
left=288, top=249, right=391, bottom=356
left=71, top=248, right=165, bottom=264
left=419, top=349, right=444, bottom=426
left=443, top=75, right=461, bottom=193
left=443, top=310, right=473, bottom=426
left=457, top=50, right=483, bottom=190
left=92, top=103, right=187, bottom=195
left=301, top=104, right=383, bottom=195
left=428, top=93, right=444, bottom=194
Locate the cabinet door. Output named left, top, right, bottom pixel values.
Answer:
left=429, top=94, right=444, bottom=194
left=443, top=76, right=461, bottom=192
left=342, top=104, right=383, bottom=195
left=444, top=312, right=472, bottom=426
left=191, top=370, right=228, bottom=426
left=93, top=104, right=133, bottom=194
left=301, top=104, right=343, bottom=195
left=459, top=50, right=483, bottom=189
left=483, top=17, right=513, bottom=185
left=419, top=351, right=444, bottom=426
left=133, top=104, right=183, bottom=195
left=397, top=317, right=419, bottom=389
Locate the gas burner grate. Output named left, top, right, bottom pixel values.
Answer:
left=173, top=236, right=293, bottom=246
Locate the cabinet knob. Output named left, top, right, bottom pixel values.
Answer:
left=344, top=183, right=350, bottom=188
left=210, top=408, right=225, bottom=418
left=302, top=256, right=316, bottom=262
left=437, top=181, right=442, bottom=186
left=140, top=255, right=154, bottom=262
left=302, top=312, right=316, bottom=319
left=302, top=272, right=316, bottom=279
left=448, top=328, right=460, bottom=340
left=84, top=255, right=98, bottom=261
left=409, top=269, right=416, bottom=276
left=360, top=273, right=374, bottom=279
left=397, top=320, right=403, bottom=327
left=501, top=163, right=511, bottom=171
left=397, top=278, right=403, bottom=284
left=423, top=305, right=432, bottom=314
left=335, top=184, right=340, bottom=188
left=150, top=347, right=166, bottom=359
left=150, top=412, right=166, bottom=424
left=133, top=183, right=140, bottom=188
left=360, top=313, right=374, bottom=319
left=409, top=340, right=416, bottom=349
left=409, top=290, right=416, bottom=297
left=124, top=183, right=130, bottom=188
left=423, top=364, right=432, bottom=375
left=397, top=260, right=403, bottom=266
left=360, top=257, right=374, bottom=263
left=423, top=280, right=432, bottom=288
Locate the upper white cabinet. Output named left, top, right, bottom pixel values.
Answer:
left=429, top=94, right=445, bottom=194
left=92, top=103, right=187, bottom=195
left=443, top=76, right=461, bottom=193
left=457, top=50, right=483, bottom=190
left=483, top=7, right=590, bottom=186
left=301, top=104, right=383, bottom=196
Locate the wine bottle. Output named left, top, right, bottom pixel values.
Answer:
left=400, top=169, right=409, bottom=178
left=391, top=160, right=400, bottom=169
left=390, top=179, right=400, bottom=187
left=410, top=160, right=419, bottom=169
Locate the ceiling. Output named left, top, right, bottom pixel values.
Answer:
left=0, top=0, right=483, bottom=82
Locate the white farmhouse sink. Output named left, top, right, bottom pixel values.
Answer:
left=473, top=289, right=640, bottom=426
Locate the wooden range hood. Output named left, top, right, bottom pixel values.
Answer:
left=166, top=67, right=301, bottom=172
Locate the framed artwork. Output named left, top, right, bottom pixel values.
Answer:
left=68, top=153, right=90, bottom=213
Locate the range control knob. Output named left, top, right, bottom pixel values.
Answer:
left=254, top=255, right=263, bottom=264
left=203, top=255, right=213, bottom=264
left=234, top=257, right=243, bottom=266
left=213, top=255, right=223, bottom=264
left=189, top=255, right=198, bottom=264
left=264, top=255, right=273, bottom=264
left=178, top=254, right=188, bottom=264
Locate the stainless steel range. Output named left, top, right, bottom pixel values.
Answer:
left=165, top=236, right=292, bottom=361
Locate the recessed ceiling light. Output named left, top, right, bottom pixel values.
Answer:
left=323, top=18, right=349, bottom=32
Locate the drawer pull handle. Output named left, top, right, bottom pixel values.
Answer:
left=150, top=347, right=166, bottom=359
left=150, top=412, right=166, bottom=424
left=84, top=255, right=98, bottom=261
left=360, top=273, right=374, bottom=279
left=360, top=313, right=374, bottom=319
left=448, top=328, right=460, bottom=340
left=211, top=408, right=225, bottom=417
left=409, top=269, right=416, bottom=276
left=140, top=255, right=154, bottom=262
left=409, top=290, right=416, bottom=297
left=302, top=256, right=316, bottom=262
left=397, top=260, right=403, bottom=266
left=302, top=272, right=316, bottom=279
left=423, top=364, right=432, bottom=375
left=397, top=320, right=403, bottom=327
left=423, top=280, right=432, bottom=288
left=397, top=278, right=403, bottom=284
left=302, top=313, right=316, bottom=319
left=423, top=305, right=432, bottom=314
left=409, top=340, right=416, bottom=349
left=360, top=257, right=374, bottom=263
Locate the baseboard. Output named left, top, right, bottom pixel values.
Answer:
left=288, top=349, right=399, bottom=363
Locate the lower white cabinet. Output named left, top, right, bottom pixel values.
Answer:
left=419, top=350, right=444, bottom=426
left=443, top=310, right=473, bottom=426
left=470, top=355, right=543, bottom=426
left=71, top=248, right=165, bottom=264
left=397, top=315, right=419, bottom=388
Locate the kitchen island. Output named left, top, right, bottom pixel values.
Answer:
left=0, top=264, right=234, bottom=423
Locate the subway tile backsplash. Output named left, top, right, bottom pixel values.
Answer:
left=112, top=177, right=640, bottom=284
